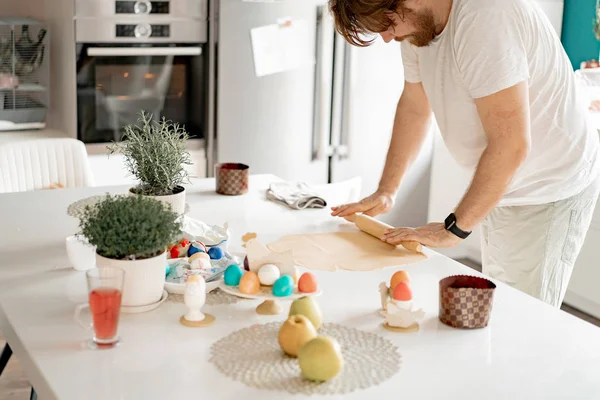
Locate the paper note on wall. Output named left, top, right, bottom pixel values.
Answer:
left=250, top=19, right=315, bottom=77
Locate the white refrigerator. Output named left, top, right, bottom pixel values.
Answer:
left=214, top=0, right=433, bottom=226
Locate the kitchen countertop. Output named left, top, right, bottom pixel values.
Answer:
left=0, top=174, right=599, bottom=400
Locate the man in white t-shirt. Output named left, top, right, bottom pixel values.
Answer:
left=329, top=0, right=600, bottom=307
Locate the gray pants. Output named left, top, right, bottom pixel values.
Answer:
left=481, top=176, right=600, bottom=307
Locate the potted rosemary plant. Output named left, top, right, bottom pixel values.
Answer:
left=79, top=194, right=182, bottom=307
left=108, top=111, right=192, bottom=214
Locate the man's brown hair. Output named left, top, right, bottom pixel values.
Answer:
left=329, top=0, right=401, bottom=47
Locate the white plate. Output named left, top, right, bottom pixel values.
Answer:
left=219, top=282, right=322, bottom=301
left=121, top=290, right=168, bottom=314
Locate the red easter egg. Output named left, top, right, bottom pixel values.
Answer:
left=393, top=282, right=413, bottom=301
left=298, top=272, right=318, bottom=293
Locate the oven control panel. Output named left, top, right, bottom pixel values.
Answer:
left=116, top=24, right=171, bottom=38
left=74, top=0, right=207, bottom=20
left=115, top=1, right=169, bottom=14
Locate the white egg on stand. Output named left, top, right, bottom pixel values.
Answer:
left=258, top=264, right=280, bottom=286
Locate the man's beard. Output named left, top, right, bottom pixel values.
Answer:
left=393, top=7, right=437, bottom=47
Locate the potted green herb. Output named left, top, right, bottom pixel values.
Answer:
left=108, top=111, right=192, bottom=214
left=79, top=194, right=182, bottom=307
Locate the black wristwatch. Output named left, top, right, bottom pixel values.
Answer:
left=444, top=213, right=471, bottom=239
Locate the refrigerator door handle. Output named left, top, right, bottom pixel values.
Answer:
left=338, top=41, right=352, bottom=160
left=330, top=32, right=346, bottom=161
left=312, top=5, right=334, bottom=162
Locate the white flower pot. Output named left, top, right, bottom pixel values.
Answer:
left=96, top=252, right=167, bottom=307
left=129, top=186, right=186, bottom=215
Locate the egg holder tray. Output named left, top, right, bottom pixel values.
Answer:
left=219, top=283, right=322, bottom=315
left=439, top=275, right=496, bottom=329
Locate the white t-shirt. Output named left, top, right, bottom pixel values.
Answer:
left=402, top=0, right=600, bottom=206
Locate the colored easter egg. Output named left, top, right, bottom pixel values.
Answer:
left=258, top=264, right=280, bottom=286
left=272, top=275, right=294, bottom=297
left=392, top=282, right=413, bottom=301
left=208, top=247, right=224, bottom=260
left=165, top=264, right=171, bottom=276
left=243, top=255, right=250, bottom=271
left=189, top=252, right=210, bottom=262
left=298, top=272, right=318, bottom=293
left=188, top=242, right=206, bottom=257
left=239, top=271, right=261, bottom=295
left=190, top=256, right=212, bottom=270
left=224, top=264, right=243, bottom=286
left=390, top=270, right=410, bottom=289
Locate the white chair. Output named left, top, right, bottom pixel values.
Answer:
left=0, top=138, right=95, bottom=193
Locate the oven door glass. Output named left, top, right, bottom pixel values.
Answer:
left=76, top=44, right=205, bottom=144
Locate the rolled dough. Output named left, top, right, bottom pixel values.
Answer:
left=266, top=231, right=427, bottom=272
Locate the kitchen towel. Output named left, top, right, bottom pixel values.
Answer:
left=266, top=181, right=327, bottom=210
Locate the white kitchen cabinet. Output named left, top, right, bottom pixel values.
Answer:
left=427, top=128, right=482, bottom=263
left=564, top=181, right=600, bottom=318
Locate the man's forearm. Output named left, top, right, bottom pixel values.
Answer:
left=453, top=141, right=528, bottom=231
left=378, top=94, right=432, bottom=196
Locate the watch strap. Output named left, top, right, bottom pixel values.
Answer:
left=444, top=213, right=471, bottom=239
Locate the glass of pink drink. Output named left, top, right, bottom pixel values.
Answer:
left=74, top=267, right=125, bottom=348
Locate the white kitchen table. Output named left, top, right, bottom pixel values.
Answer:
left=1, top=174, right=599, bottom=400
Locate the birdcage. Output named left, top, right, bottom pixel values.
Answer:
left=0, top=18, right=49, bottom=131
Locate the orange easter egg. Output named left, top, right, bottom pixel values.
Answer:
left=298, top=272, right=318, bottom=293
left=239, top=271, right=261, bottom=295
left=393, top=282, right=413, bottom=301
left=390, top=270, right=411, bottom=289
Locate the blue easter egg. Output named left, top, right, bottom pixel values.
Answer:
left=272, top=275, right=294, bottom=297
left=224, top=264, right=243, bottom=286
left=208, top=246, right=224, bottom=260
left=188, top=242, right=205, bottom=257
left=165, top=264, right=171, bottom=276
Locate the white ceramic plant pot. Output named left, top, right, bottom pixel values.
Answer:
left=129, top=186, right=186, bottom=215
left=96, top=251, right=167, bottom=307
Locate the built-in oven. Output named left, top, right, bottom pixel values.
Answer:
left=74, top=0, right=209, bottom=144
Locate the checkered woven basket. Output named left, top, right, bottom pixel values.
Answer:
left=215, top=163, right=249, bottom=195
left=439, top=275, right=496, bottom=329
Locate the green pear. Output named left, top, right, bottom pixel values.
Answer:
left=278, top=315, right=317, bottom=357
left=289, top=296, right=322, bottom=330
left=298, top=336, right=343, bottom=382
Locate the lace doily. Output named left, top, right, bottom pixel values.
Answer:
left=209, top=322, right=401, bottom=395
left=167, top=288, right=244, bottom=306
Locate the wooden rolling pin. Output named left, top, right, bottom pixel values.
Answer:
left=343, top=213, right=423, bottom=253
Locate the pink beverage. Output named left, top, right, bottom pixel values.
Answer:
left=89, top=288, right=122, bottom=343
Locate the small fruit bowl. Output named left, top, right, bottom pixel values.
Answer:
left=219, top=283, right=322, bottom=315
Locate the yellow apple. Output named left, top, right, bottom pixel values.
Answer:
left=298, top=336, right=343, bottom=382
left=278, top=315, right=318, bottom=357
left=289, top=296, right=322, bottom=330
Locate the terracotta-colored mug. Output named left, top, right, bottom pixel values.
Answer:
left=215, top=163, right=249, bottom=195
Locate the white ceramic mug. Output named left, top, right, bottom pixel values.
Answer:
left=66, top=235, right=97, bottom=271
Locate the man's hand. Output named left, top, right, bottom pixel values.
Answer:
left=331, top=190, right=395, bottom=217
left=382, top=223, right=462, bottom=248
